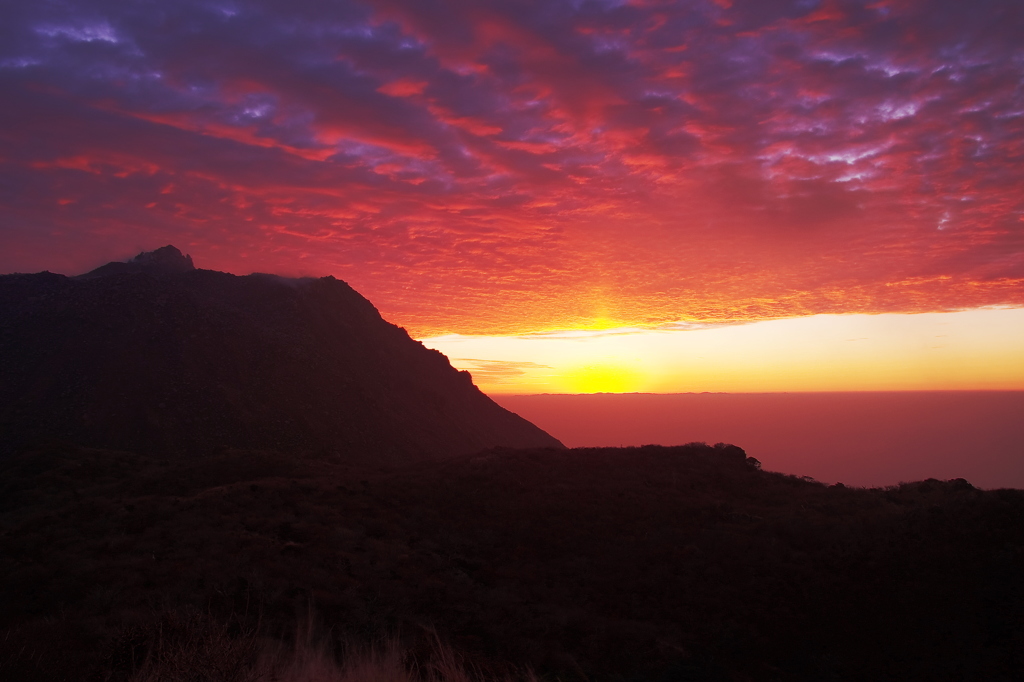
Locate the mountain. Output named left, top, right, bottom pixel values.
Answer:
left=0, top=246, right=563, bottom=458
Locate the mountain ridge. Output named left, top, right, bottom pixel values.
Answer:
left=0, top=246, right=563, bottom=458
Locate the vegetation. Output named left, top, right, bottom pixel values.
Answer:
left=2, top=440, right=1021, bottom=681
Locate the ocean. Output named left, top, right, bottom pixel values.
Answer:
left=492, top=391, right=1024, bottom=489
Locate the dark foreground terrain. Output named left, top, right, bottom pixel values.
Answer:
left=2, top=441, right=1022, bottom=681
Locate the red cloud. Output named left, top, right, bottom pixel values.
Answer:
left=0, top=0, right=1021, bottom=336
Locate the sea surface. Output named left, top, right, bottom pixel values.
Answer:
left=492, top=391, right=1024, bottom=489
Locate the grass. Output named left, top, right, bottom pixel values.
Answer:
left=108, top=607, right=538, bottom=682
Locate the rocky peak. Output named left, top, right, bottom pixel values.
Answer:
left=130, top=245, right=195, bottom=272
left=78, top=245, right=195, bottom=279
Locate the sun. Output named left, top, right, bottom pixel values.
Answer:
left=563, top=363, right=642, bottom=393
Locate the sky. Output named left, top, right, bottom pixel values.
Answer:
left=425, top=308, right=1024, bottom=393
left=1, top=0, right=1022, bottom=393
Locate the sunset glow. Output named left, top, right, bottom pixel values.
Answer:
left=1, top=0, right=1022, bottom=391
left=424, top=308, right=1024, bottom=393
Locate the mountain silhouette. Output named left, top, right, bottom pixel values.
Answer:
left=0, top=246, right=563, bottom=458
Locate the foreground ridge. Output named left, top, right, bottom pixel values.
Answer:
left=1, top=441, right=1020, bottom=681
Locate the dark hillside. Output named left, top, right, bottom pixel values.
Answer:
left=1, top=441, right=1021, bottom=681
left=0, top=246, right=562, bottom=458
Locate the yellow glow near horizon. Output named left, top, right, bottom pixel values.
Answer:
left=565, top=363, right=644, bottom=393
left=420, top=308, right=1024, bottom=394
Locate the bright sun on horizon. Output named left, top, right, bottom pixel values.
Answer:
left=564, top=363, right=644, bottom=394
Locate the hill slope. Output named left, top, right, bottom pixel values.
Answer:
left=0, top=246, right=562, bottom=458
left=1, top=441, right=1021, bottom=681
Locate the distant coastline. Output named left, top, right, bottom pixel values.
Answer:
left=492, top=391, right=1024, bottom=490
